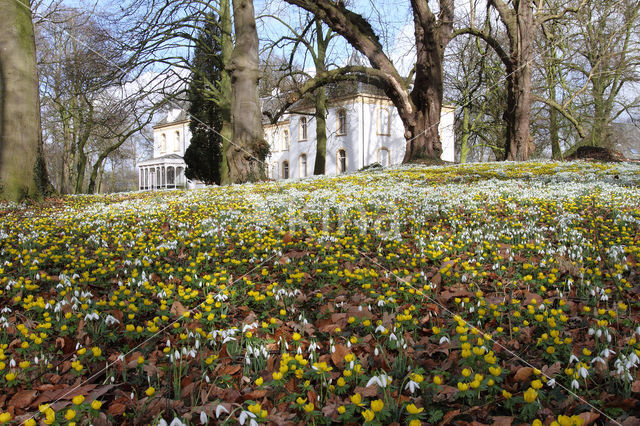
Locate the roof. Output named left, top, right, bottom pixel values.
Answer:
left=153, top=108, right=189, bottom=129
left=137, top=154, right=185, bottom=167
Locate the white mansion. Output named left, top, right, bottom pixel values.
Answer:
left=136, top=83, right=455, bottom=190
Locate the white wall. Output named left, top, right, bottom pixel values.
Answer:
left=153, top=121, right=191, bottom=158
left=263, top=96, right=457, bottom=180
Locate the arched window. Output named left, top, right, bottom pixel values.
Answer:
left=299, top=117, right=308, bottom=141
left=337, top=109, right=347, bottom=135
left=378, top=148, right=390, bottom=166
left=175, top=131, right=181, bottom=151
left=283, top=129, right=290, bottom=151
left=377, top=108, right=390, bottom=135
left=160, top=133, right=167, bottom=153
left=299, top=154, right=307, bottom=178
left=282, top=161, right=289, bottom=179
left=337, top=149, right=347, bottom=174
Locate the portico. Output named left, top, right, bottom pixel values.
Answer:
left=137, top=154, right=187, bottom=190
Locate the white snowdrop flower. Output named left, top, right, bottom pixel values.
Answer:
left=174, top=350, right=181, bottom=360
left=578, top=366, right=589, bottom=378
left=195, top=339, right=200, bottom=349
left=200, top=411, right=208, bottom=424
left=600, top=348, right=615, bottom=358
left=571, top=379, right=580, bottom=390
left=366, top=374, right=391, bottom=388
left=9, top=359, right=16, bottom=368
left=596, top=329, right=602, bottom=338
left=405, top=380, right=420, bottom=394
left=389, top=333, right=397, bottom=341
left=569, top=354, right=579, bottom=364
left=238, top=410, right=256, bottom=425
left=374, top=347, right=379, bottom=356
left=105, top=315, right=120, bottom=325
left=157, top=419, right=168, bottom=426
left=347, top=341, right=352, bottom=348
left=222, top=336, right=236, bottom=344
left=375, top=325, right=387, bottom=333
left=169, top=418, right=186, bottom=426
left=591, top=356, right=606, bottom=365
left=166, top=339, right=171, bottom=347
left=546, top=378, right=556, bottom=388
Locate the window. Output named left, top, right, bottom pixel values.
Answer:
left=283, top=129, right=290, bottom=151
left=378, top=148, right=390, bottom=166
left=175, top=131, right=181, bottom=152
left=299, top=154, right=307, bottom=178
left=282, top=161, right=289, bottom=179
left=272, top=163, right=278, bottom=179
left=160, top=133, right=167, bottom=153
left=377, top=108, right=390, bottom=135
left=299, top=117, right=308, bottom=141
left=337, top=149, right=347, bottom=174
left=337, top=109, right=347, bottom=135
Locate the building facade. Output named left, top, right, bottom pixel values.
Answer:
left=136, top=109, right=200, bottom=190
left=137, top=89, right=455, bottom=189
left=264, top=90, right=455, bottom=180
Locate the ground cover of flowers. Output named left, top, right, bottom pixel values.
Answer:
left=1, top=161, right=640, bottom=425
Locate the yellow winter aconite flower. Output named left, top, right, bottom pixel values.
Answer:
left=72, top=395, right=85, bottom=405
left=524, top=387, right=538, bottom=403
left=0, top=412, right=12, bottom=424
left=350, top=393, right=363, bottom=406
left=406, top=403, right=424, bottom=414
left=65, top=409, right=76, bottom=420
left=303, top=403, right=314, bottom=413
left=371, top=399, right=384, bottom=412
left=145, top=386, right=155, bottom=396
left=91, top=400, right=102, bottom=410
left=362, top=409, right=375, bottom=422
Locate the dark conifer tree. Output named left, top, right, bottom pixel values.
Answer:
left=184, top=13, right=224, bottom=185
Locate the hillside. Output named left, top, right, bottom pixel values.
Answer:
left=1, top=161, right=639, bottom=425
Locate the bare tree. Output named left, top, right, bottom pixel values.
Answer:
left=37, top=8, right=154, bottom=194
left=453, top=0, right=586, bottom=160
left=282, top=0, right=455, bottom=163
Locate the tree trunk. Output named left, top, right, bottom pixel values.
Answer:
left=219, top=0, right=233, bottom=185
left=459, top=105, right=471, bottom=163
left=313, top=19, right=328, bottom=175
left=503, top=1, right=533, bottom=161
left=0, top=0, right=43, bottom=201
left=226, top=0, right=267, bottom=183
left=403, top=10, right=445, bottom=162
left=314, top=88, right=327, bottom=174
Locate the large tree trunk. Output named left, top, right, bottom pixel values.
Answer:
left=501, top=0, right=533, bottom=161
left=403, top=5, right=445, bottom=162
left=0, top=0, right=44, bottom=201
left=219, top=0, right=233, bottom=185
left=313, top=19, right=328, bottom=175
left=314, top=88, right=327, bottom=174
left=226, top=0, right=266, bottom=183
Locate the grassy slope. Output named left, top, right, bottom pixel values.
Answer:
left=0, top=161, right=639, bottom=425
